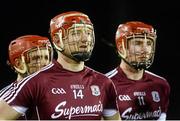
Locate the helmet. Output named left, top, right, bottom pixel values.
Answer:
left=50, top=11, right=95, bottom=62
left=115, top=21, right=157, bottom=70
left=9, top=35, right=53, bottom=74
left=50, top=11, right=93, bottom=38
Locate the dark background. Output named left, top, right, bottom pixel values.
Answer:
left=0, top=0, right=179, bottom=119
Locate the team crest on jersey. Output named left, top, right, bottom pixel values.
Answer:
left=90, top=85, right=100, bottom=96
left=151, top=91, right=160, bottom=102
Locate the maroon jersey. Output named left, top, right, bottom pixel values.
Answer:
left=5, top=61, right=118, bottom=120
left=106, top=67, right=170, bottom=120
left=0, top=81, right=39, bottom=120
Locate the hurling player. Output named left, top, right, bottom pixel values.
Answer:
left=0, top=11, right=121, bottom=120
left=106, top=21, right=170, bottom=120
left=0, top=35, right=53, bottom=119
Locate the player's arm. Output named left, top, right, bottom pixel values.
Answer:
left=0, top=99, right=21, bottom=120
left=102, top=109, right=121, bottom=120
left=157, top=79, right=170, bottom=121
left=102, top=78, right=121, bottom=120
left=103, top=111, right=121, bottom=120
left=157, top=113, right=166, bottom=121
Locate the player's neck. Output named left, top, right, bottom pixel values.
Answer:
left=120, top=61, right=144, bottom=80
left=57, top=52, right=84, bottom=72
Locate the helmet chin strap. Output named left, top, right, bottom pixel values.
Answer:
left=121, top=53, right=154, bottom=70
left=71, top=52, right=92, bottom=62
left=130, top=61, right=152, bottom=70
left=119, top=49, right=154, bottom=70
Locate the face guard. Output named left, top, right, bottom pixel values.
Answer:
left=22, top=46, right=52, bottom=74
left=125, top=34, right=155, bottom=70
left=115, top=21, right=157, bottom=70
left=9, top=35, right=53, bottom=75
left=50, top=11, right=95, bottom=62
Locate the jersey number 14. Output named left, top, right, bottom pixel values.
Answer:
left=73, top=89, right=84, bottom=99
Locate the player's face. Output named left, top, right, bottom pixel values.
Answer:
left=126, top=36, right=154, bottom=64
left=63, top=24, right=95, bottom=61
left=25, top=47, right=51, bottom=74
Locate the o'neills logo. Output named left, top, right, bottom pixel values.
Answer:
left=121, top=106, right=161, bottom=120
left=51, top=101, right=103, bottom=119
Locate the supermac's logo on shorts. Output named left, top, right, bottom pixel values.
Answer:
left=90, top=85, right=100, bottom=96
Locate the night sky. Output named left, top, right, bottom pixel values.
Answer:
left=0, top=0, right=179, bottom=119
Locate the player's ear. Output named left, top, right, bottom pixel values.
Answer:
left=118, top=44, right=125, bottom=55
left=53, top=34, right=60, bottom=44
left=13, top=56, right=28, bottom=74
left=14, top=58, right=21, bottom=68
